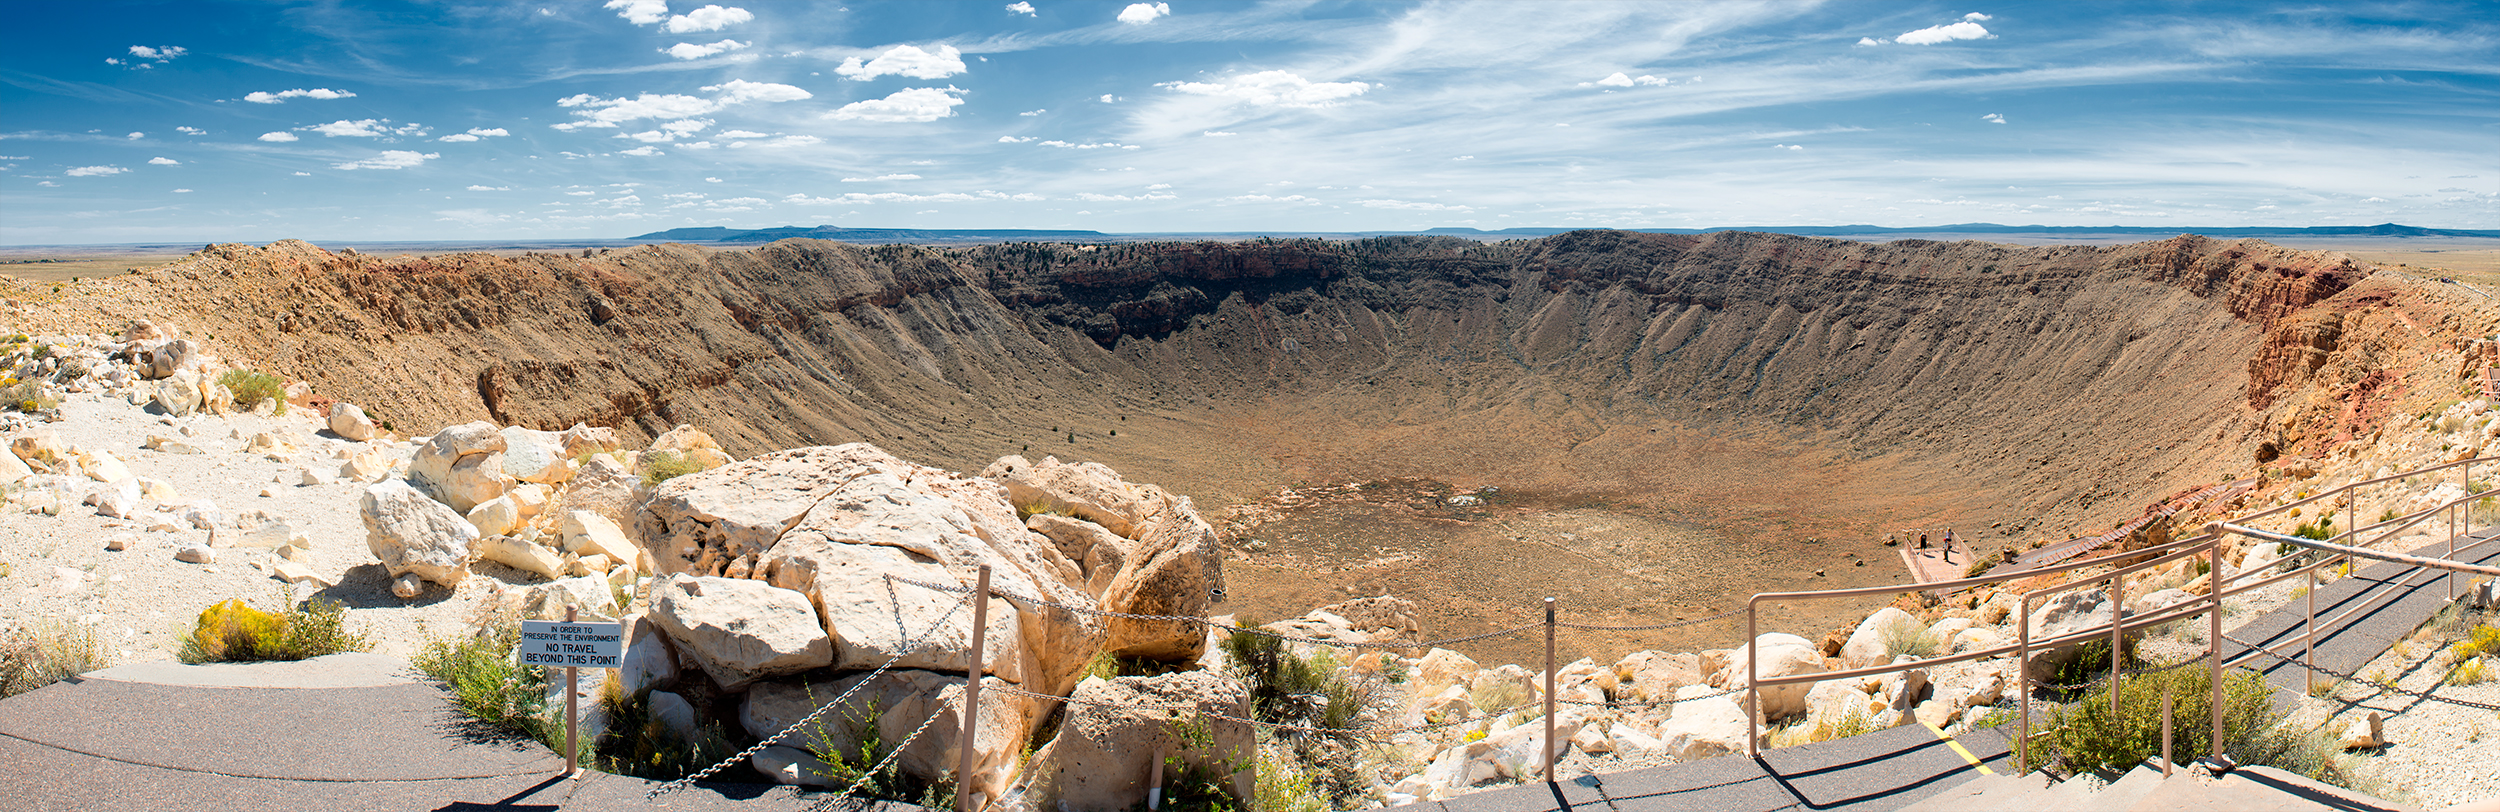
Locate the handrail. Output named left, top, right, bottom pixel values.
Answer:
left=2231, top=454, right=2496, bottom=527
left=2211, top=523, right=2500, bottom=578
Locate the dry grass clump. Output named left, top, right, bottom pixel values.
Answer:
left=0, top=621, right=111, bottom=698
left=218, top=369, right=287, bottom=414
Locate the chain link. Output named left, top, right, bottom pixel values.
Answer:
left=800, top=700, right=955, bottom=812
left=2220, top=633, right=2500, bottom=712
left=646, top=585, right=972, bottom=800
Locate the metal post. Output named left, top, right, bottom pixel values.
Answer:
left=2304, top=566, right=2316, bottom=684
left=1147, top=747, right=1165, bottom=810
left=2161, top=688, right=2174, bottom=778
left=565, top=604, right=579, bottom=777
left=2016, top=591, right=2030, bottom=772
left=958, top=565, right=991, bottom=812
left=1746, top=600, right=1760, bottom=758
left=2109, top=575, right=2124, bottom=717
left=2208, top=539, right=2224, bottom=762
left=1542, top=597, right=1558, bottom=779
left=2451, top=502, right=2460, bottom=600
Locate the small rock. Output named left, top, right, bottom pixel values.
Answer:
left=298, top=467, right=335, bottom=487
left=174, top=543, right=215, bottom=564
left=270, top=560, right=328, bottom=587
left=259, top=488, right=277, bottom=498
left=105, top=533, right=138, bottom=552
left=275, top=544, right=309, bottom=562
left=390, top=572, right=426, bottom=598
left=2340, top=712, right=2384, bottom=750
left=143, top=435, right=204, bottom=454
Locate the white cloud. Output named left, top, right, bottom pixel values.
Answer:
left=614, top=146, right=660, bottom=157
left=1893, top=21, right=1992, bottom=45
left=1098, top=94, right=1121, bottom=103
left=172, top=188, right=192, bottom=193
left=438, top=134, right=480, bottom=142
left=467, top=185, right=510, bottom=191
left=112, top=45, right=186, bottom=68
left=1116, top=2, right=1169, bottom=25
left=1772, top=143, right=1805, bottom=150
left=1856, top=37, right=1885, bottom=46
left=2363, top=196, right=2388, bottom=202
left=718, top=129, right=770, bottom=138
left=666, top=5, right=752, bottom=33
left=705, top=79, right=810, bottom=104
left=258, top=131, right=299, bottom=142
left=243, top=88, right=357, bottom=104
left=1019, top=108, right=1045, bottom=116
left=65, top=165, right=128, bottom=177
left=174, top=126, right=205, bottom=135
left=836, top=44, right=967, bottom=81
left=36, top=181, right=57, bottom=187
left=1963, top=12, right=1992, bottom=21
left=304, top=119, right=392, bottom=137
left=1202, top=130, right=1235, bottom=137
left=998, top=135, right=1035, bottom=143
left=292, top=171, right=310, bottom=176
left=705, top=177, right=722, bottom=182
left=1981, top=113, right=2006, bottom=124
left=554, top=81, right=807, bottom=130
left=331, top=150, right=438, bottom=170
left=1591, top=72, right=1677, bottom=87
left=148, top=157, right=179, bottom=165
left=1226, top=194, right=1315, bottom=203
left=1148, top=183, right=1172, bottom=189
left=1039, top=140, right=1137, bottom=150
left=604, top=0, right=667, bottom=25
left=741, top=135, right=820, bottom=148
left=467, top=128, right=510, bottom=137
left=1357, top=199, right=1470, bottom=211
left=827, top=87, right=965, bottom=122
left=1158, top=70, right=1370, bottom=108
left=1005, top=1, right=1035, bottom=15
left=1072, top=192, right=1176, bottom=201
left=567, top=190, right=596, bottom=196
left=127, top=132, right=144, bottom=140
left=664, top=39, right=749, bottom=60
left=841, top=173, right=922, bottom=181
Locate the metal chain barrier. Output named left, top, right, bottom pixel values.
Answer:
left=2220, top=633, right=2500, bottom=712
left=2024, top=652, right=2208, bottom=694
left=800, top=702, right=955, bottom=812
left=646, top=586, right=973, bottom=800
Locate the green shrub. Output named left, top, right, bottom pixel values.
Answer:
left=640, top=450, right=701, bottom=486
left=2452, top=658, right=2491, bottom=686
left=2048, top=639, right=2141, bottom=693
left=219, top=369, right=287, bottom=415
left=2029, top=662, right=2361, bottom=790
left=793, top=694, right=956, bottom=807
left=411, top=613, right=552, bottom=740
left=2455, top=625, right=2500, bottom=660
left=0, top=621, right=111, bottom=698
left=178, top=596, right=370, bottom=664
left=1216, top=622, right=1371, bottom=806
left=1882, top=620, right=1943, bottom=660
left=593, top=679, right=735, bottom=780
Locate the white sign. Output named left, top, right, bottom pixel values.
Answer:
left=520, top=619, right=624, bottom=668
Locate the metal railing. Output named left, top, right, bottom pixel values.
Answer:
left=1745, top=454, right=2500, bottom=771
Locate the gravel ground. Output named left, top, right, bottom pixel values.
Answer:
left=2, top=388, right=537, bottom=662
left=2278, top=604, right=2500, bottom=810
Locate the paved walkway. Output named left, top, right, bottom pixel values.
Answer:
left=1435, top=724, right=2017, bottom=812
left=2221, top=528, right=2500, bottom=707
left=0, top=653, right=823, bottom=812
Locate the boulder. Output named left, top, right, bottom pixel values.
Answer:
left=1714, top=633, right=1827, bottom=722
left=648, top=691, right=699, bottom=741
left=560, top=423, right=622, bottom=457
left=1028, top=672, right=1254, bottom=811
left=270, top=560, right=328, bottom=587
left=2339, top=711, right=2384, bottom=750
left=1659, top=687, right=1752, bottom=760
left=648, top=574, right=832, bottom=691
left=1840, top=607, right=1924, bottom=669
left=1486, top=709, right=1586, bottom=779
left=327, top=402, right=379, bottom=442
left=340, top=447, right=393, bottom=482
left=2023, top=590, right=2136, bottom=682
left=1412, top=740, right=1503, bottom=800
left=559, top=510, right=640, bottom=564
left=93, top=478, right=143, bottom=519
left=466, top=495, right=522, bottom=538
left=1094, top=486, right=1221, bottom=661
left=1415, top=648, right=1482, bottom=697
left=1617, top=650, right=1703, bottom=701
left=9, top=432, right=67, bottom=473
left=2129, top=588, right=2196, bottom=615
left=174, top=542, right=215, bottom=564
left=151, top=371, right=201, bottom=417
left=408, top=421, right=509, bottom=510
left=759, top=537, right=1024, bottom=682
left=434, top=452, right=515, bottom=514
left=136, top=339, right=195, bottom=379
left=360, top=480, right=479, bottom=590
left=750, top=745, right=839, bottom=788
left=650, top=424, right=724, bottom=455
left=504, top=575, right=621, bottom=621
left=981, top=455, right=1148, bottom=538
left=479, top=535, right=567, bottom=581
left=0, top=445, right=31, bottom=483
left=499, top=427, right=569, bottom=484
left=177, top=500, right=225, bottom=530
left=77, top=449, right=132, bottom=483
left=560, top=454, right=641, bottom=526
left=620, top=619, right=678, bottom=694
left=508, top=483, right=550, bottom=517
left=639, top=446, right=889, bottom=576
left=1026, top=513, right=1130, bottom=598
left=741, top=670, right=1035, bottom=805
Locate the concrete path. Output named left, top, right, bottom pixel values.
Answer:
left=0, top=653, right=825, bottom=811
left=2220, top=528, right=2500, bottom=707
left=1429, top=723, right=2018, bottom=811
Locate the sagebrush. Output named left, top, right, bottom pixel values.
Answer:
left=178, top=595, right=370, bottom=664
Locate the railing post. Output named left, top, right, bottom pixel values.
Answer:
left=2016, top=591, right=2030, bottom=773
left=2304, top=564, right=2316, bottom=686
left=2161, top=687, right=2174, bottom=778
left=2208, top=539, right=2224, bottom=763
left=2109, top=574, right=2124, bottom=717
left=2450, top=501, right=2460, bottom=600
left=959, top=564, right=991, bottom=812
left=564, top=604, right=579, bottom=777
left=1542, top=596, right=1557, bottom=780
left=1746, top=598, right=1760, bottom=758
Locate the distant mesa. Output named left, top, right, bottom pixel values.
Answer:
left=1419, top=222, right=2500, bottom=239
left=631, top=225, right=1110, bottom=243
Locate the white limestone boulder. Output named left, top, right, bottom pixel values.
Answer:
left=327, top=402, right=379, bottom=442
left=647, top=573, right=831, bottom=691
left=1027, top=672, right=1254, bottom=811
left=360, top=480, right=479, bottom=591
left=1713, top=633, right=1828, bottom=722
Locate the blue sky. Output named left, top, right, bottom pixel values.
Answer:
left=2, top=0, right=2493, bottom=244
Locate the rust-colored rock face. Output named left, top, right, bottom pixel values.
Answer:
left=22, top=230, right=2475, bottom=532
